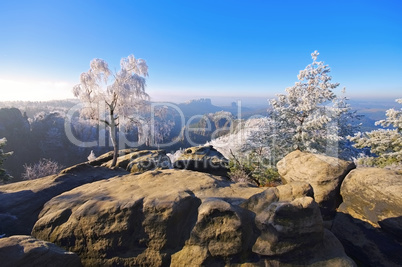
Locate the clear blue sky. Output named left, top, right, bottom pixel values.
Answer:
left=0, top=0, right=401, bottom=104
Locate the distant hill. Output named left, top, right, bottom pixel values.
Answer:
left=349, top=98, right=398, bottom=131
left=173, top=98, right=257, bottom=119
left=0, top=98, right=261, bottom=120
left=175, top=98, right=222, bottom=118
left=0, top=99, right=79, bottom=119
left=0, top=96, right=398, bottom=133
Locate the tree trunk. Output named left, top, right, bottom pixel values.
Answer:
left=109, top=112, right=118, bottom=167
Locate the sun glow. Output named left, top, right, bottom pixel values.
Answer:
left=0, top=78, right=75, bottom=101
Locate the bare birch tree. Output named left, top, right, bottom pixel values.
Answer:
left=73, top=54, right=149, bottom=166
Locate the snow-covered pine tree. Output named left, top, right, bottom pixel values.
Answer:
left=269, top=51, right=359, bottom=160
left=330, top=89, right=363, bottom=159
left=349, top=98, right=402, bottom=167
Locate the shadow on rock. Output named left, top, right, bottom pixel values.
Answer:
left=332, top=212, right=402, bottom=267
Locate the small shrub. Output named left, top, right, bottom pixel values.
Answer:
left=228, top=169, right=250, bottom=184
left=228, top=149, right=282, bottom=187
left=22, top=158, right=64, bottom=180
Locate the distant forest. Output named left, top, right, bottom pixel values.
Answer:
left=0, top=99, right=238, bottom=181
left=0, top=98, right=392, bottom=182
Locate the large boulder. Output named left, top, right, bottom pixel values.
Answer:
left=332, top=167, right=402, bottom=266
left=31, top=169, right=354, bottom=266
left=247, top=187, right=323, bottom=256
left=173, top=145, right=229, bottom=176
left=0, top=164, right=128, bottom=235
left=337, top=167, right=402, bottom=228
left=0, top=235, right=82, bottom=267
left=277, top=150, right=355, bottom=219
left=32, top=170, right=259, bottom=266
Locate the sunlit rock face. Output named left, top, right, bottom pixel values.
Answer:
left=31, top=169, right=354, bottom=266
left=98, top=149, right=172, bottom=173
left=332, top=167, right=402, bottom=267
left=277, top=150, right=355, bottom=219
left=0, top=163, right=128, bottom=236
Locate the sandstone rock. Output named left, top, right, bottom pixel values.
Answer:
left=338, top=167, right=402, bottom=227
left=332, top=167, right=402, bottom=266
left=170, top=245, right=209, bottom=266
left=0, top=164, right=128, bottom=235
left=32, top=169, right=260, bottom=266
left=277, top=150, right=355, bottom=219
left=88, top=148, right=138, bottom=166
left=100, top=149, right=171, bottom=173
left=0, top=235, right=82, bottom=267
left=127, top=150, right=171, bottom=172
left=244, top=230, right=356, bottom=267
left=332, top=212, right=402, bottom=267
left=242, top=182, right=323, bottom=257
left=186, top=198, right=249, bottom=257
left=174, top=145, right=229, bottom=176
left=31, top=170, right=354, bottom=266
left=172, top=182, right=354, bottom=266
left=242, top=182, right=314, bottom=216
left=311, top=230, right=357, bottom=267
left=252, top=196, right=323, bottom=256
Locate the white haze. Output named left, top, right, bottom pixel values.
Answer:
left=0, top=78, right=74, bottom=101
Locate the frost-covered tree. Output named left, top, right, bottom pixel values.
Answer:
left=330, top=90, right=363, bottom=159
left=126, top=105, right=176, bottom=147
left=0, top=137, right=13, bottom=182
left=209, top=117, right=282, bottom=186
left=269, top=50, right=357, bottom=159
left=22, top=158, right=63, bottom=180
left=209, top=116, right=285, bottom=166
left=151, top=105, right=176, bottom=146
left=73, top=54, right=149, bottom=166
left=377, top=98, right=402, bottom=131
left=349, top=98, right=402, bottom=167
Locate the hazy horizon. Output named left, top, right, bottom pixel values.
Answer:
left=0, top=94, right=399, bottom=111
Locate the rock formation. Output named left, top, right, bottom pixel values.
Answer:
left=0, top=164, right=128, bottom=235
left=173, top=145, right=229, bottom=176
left=31, top=169, right=354, bottom=266
left=99, top=149, right=171, bottom=172
left=0, top=149, right=362, bottom=266
left=0, top=235, right=82, bottom=267
left=277, top=150, right=355, bottom=219
left=332, top=167, right=402, bottom=266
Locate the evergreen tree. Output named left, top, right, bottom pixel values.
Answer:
left=269, top=51, right=360, bottom=161
left=349, top=98, right=402, bottom=167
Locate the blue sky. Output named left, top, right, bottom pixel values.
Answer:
left=0, top=0, right=401, bottom=104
